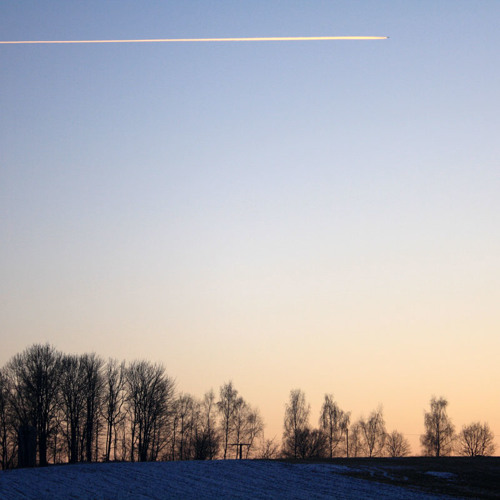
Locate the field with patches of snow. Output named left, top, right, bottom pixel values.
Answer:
left=0, top=460, right=456, bottom=499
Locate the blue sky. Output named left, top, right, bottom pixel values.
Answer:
left=1, top=1, right=499, bottom=447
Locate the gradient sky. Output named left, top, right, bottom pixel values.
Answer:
left=1, top=1, right=499, bottom=453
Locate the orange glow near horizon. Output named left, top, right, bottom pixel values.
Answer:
left=0, top=36, right=388, bottom=45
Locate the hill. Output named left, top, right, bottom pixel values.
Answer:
left=1, top=458, right=498, bottom=499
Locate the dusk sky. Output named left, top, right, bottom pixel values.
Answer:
left=1, top=1, right=499, bottom=452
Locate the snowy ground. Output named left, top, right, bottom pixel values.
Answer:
left=0, top=460, right=458, bottom=499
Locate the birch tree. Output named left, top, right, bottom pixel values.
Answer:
left=420, top=396, right=454, bottom=457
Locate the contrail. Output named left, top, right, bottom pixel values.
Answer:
left=0, top=36, right=388, bottom=45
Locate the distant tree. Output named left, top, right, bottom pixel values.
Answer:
left=126, top=360, right=175, bottom=462
left=282, top=389, right=310, bottom=459
left=420, top=396, right=455, bottom=457
left=149, top=393, right=171, bottom=462
left=319, top=394, right=350, bottom=458
left=385, top=430, right=411, bottom=457
left=114, top=415, right=129, bottom=461
left=191, top=390, right=220, bottom=460
left=102, top=359, right=126, bottom=462
left=230, top=400, right=263, bottom=459
left=359, top=408, right=386, bottom=457
left=296, top=427, right=327, bottom=459
left=243, top=406, right=264, bottom=458
left=7, top=344, right=62, bottom=466
left=217, top=382, right=239, bottom=459
left=80, top=354, right=104, bottom=462
left=457, top=422, right=495, bottom=457
left=339, top=412, right=350, bottom=457
left=259, top=436, right=281, bottom=459
left=175, top=394, right=196, bottom=460
left=230, top=396, right=246, bottom=458
left=48, top=409, right=65, bottom=464
left=59, top=355, right=87, bottom=463
left=199, top=390, right=220, bottom=459
left=0, top=370, right=16, bottom=469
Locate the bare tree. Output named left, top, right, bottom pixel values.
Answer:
left=191, top=399, right=207, bottom=460
left=231, top=397, right=247, bottom=458
left=259, top=436, right=280, bottom=459
left=114, top=416, right=129, bottom=461
left=59, top=355, right=87, bottom=463
left=231, top=400, right=264, bottom=459
left=169, top=398, right=180, bottom=461
left=175, top=393, right=196, bottom=460
left=199, top=390, right=220, bottom=460
left=420, top=396, right=454, bottom=457
left=359, top=408, right=386, bottom=457
left=457, top=422, right=495, bottom=457
left=80, top=354, right=104, bottom=462
left=347, top=422, right=363, bottom=458
left=126, top=360, right=174, bottom=462
left=386, top=430, right=411, bottom=457
left=188, top=390, right=221, bottom=460
left=149, top=396, right=171, bottom=462
left=282, top=389, right=310, bottom=459
left=0, top=370, right=16, bottom=469
left=243, top=406, right=264, bottom=458
left=102, top=359, right=126, bottom=462
left=48, top=409, right=65, bottom=464
left=7, top=344, right=62, bottom=466
left=217, top=381, right=239, bottom=459
left=296, top=427, right=327, bottom=459
left=319, top=394, right=350, bottom=458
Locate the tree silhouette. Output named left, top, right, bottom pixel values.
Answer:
left=319, top=394, right=350, bottom=458
left=385, top=430, right=411, bottom=457
left=7, top=344, right=62, bottom=466
left=217, top=381, right=239, bottom=459
left=420, top=396, right=455, bottom=457
left=282, top=389, right=310, bottom=459
left=457, top=422, right=495, bottom=456
left=59, top=355, right=87, bottom=463
left=102, top=359, right=126, bottom=462
left=359, top=408, right=386, bottom=457
left=0, top=369, right=16, bottom=469
left=198, top=390, right=220, bottom=460
left=126, top=361, right=174, bottom=462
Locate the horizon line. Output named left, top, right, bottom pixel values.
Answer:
left=0, top=36, right=389, bottom=45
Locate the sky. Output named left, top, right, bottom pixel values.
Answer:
left=1, top=1, right=499, bottom=454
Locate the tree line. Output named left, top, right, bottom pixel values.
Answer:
left=0, top=344, right=496, bottom=469
left=0, top=344, right=263, bottom=469
left=281, top=390, right=495, bottom=460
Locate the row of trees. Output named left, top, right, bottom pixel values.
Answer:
left=0, top=344, right=264, bottom=469
left=0, top=345, right=496, bottom=469
left=281, top=390, right=496, bottom=459
left=420, top=396, right=495, bottom=457
left=282, top=390, right=405, bottom=459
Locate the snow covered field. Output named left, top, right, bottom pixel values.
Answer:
left=0, top=460, right=456, bottom=499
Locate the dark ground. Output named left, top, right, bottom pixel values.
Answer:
left=281, top=457, right=500, bottom=499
